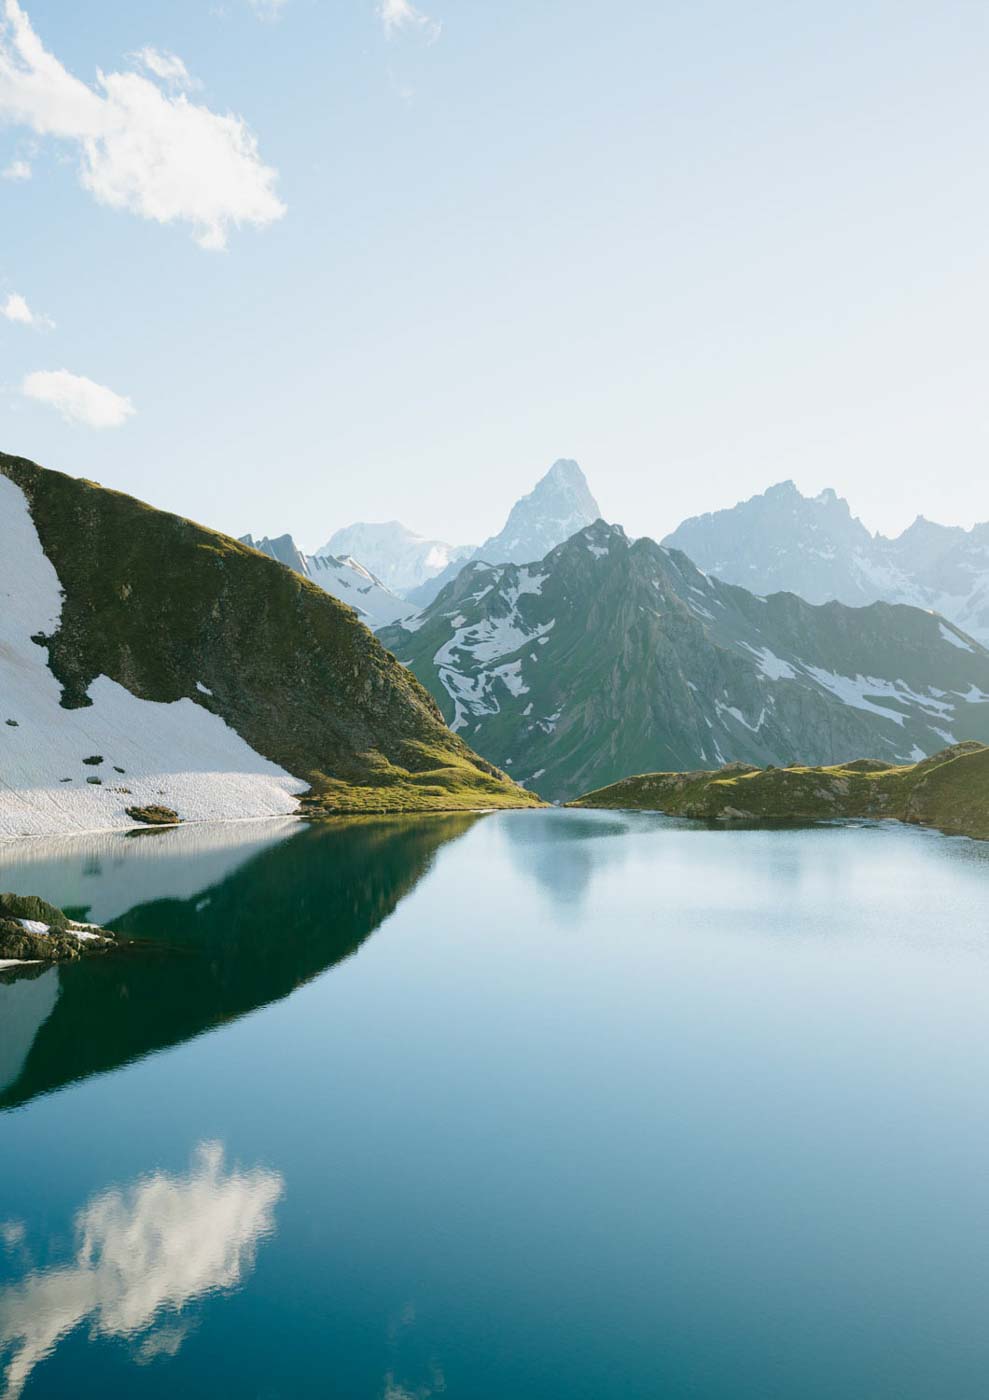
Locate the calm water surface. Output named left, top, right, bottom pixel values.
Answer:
left=2, top=810, right=989, bottom=1398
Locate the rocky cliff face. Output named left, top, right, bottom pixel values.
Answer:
left=380, top=520, right=989, bottom=801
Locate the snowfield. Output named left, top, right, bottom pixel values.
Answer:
left=0, top=476, right=308, bottom=838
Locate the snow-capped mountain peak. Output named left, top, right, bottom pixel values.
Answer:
left=239, top=532, right=417, bottom=629
left=313, top=521, right=474, bottom=596
left=664, top=482, right=989, bottom=644
left=403, top=458, right=604, bottom=608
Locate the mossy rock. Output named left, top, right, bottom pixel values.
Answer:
left=0, top=893, right=116, bottom=963
left=0, top=891, right=70, bottom=929
left=126, top=805, right=181, bottom=826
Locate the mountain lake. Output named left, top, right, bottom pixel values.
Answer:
left=2, top=809, right=989, bottom=1398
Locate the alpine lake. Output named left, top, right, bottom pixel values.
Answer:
left=2, top=808, right=989, bottom=1399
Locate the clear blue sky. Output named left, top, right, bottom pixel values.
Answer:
left=2, top=0, right=987, bottom=551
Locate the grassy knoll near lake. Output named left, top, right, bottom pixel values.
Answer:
left=570, top=742, right=989, bottom=841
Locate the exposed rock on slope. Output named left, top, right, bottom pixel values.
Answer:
left=570, top=742, right=989, bottom=842
left=380, top=520, right=989, bottom=801
left=0, top=892, right=117, bottom=966
left=664, top=480, right=989, bottom=644
left=239, top=531, right=416, bottom=628
left=405, top=459, right=602, bottom=607
left=0, top=452, right=536, bottom=835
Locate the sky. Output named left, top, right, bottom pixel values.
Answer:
left=1, top=0, right=988, bottom=553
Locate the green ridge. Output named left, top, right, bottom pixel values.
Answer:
left=570, top=742, right=989, bottom=841
left=1, top=452, right=539, bottom=815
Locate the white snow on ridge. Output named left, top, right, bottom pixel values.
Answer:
left=0, top=475, right=307, bottom=839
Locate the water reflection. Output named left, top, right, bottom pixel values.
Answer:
left=0, top=1142, right=283, bottom=1399
left=0, top=814, right=478, bottom=1110
left=497, top=808, right=638, bottom=907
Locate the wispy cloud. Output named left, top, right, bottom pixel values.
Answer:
left=378, top=0, right=441, bottom=43
left=129, top=47, right=199, bottom=92
left=0, top=0, right=285, bottom=250
left=1, top=291, right=53, bottom=329
left=21, top=369, right=134, bottom=428
left=1, top=156, right=29, bottom=179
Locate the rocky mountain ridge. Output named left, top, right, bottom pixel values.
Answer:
left=664, top=480, right=989, bottom=643
left=379, top=519, right=989, bottom=801
left=405, top=458, right=602, bottom=607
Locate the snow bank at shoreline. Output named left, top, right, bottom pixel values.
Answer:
left=0, top=476, right=308, bottom=839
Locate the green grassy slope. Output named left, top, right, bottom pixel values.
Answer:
left=570, top=742, right=989, bottom=840
left=1, top=453, right=539, bottom=813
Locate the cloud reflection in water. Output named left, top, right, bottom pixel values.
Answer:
left=0, top=1141, right=283, bottom=1398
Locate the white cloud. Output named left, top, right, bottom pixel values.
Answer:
left=129, top=46, right=198, bottom=92
left=21, top=369, right=134, bottom=428
left=0, top=1142, right=283, bottom=1400
left=1, top=292, right=53, bottom=329
left=0, top=0, right=285, bottom=250
left=379, top=0, right=441, bottom=42
left=1, top=156, right=29, bottom=178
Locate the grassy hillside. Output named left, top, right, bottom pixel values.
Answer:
left=1, top=452, right=539, bottom=814
left=570, top=742, right=989, bottom=841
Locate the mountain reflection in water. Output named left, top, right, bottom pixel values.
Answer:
left=0, top=814, right=479, bottom=1111
left=0, top=1141, right=282, bottom=1400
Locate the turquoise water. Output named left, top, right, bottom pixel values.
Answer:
left=2, top=811, right=989, bottom=1398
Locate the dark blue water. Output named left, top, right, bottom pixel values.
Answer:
left=2, top=811, right=989, bottom=1399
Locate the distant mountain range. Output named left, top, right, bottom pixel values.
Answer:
left=239, top=532, right=415, bottom=629
left=316, top=521, right=474, bottom=597
left=0, top=452, right=533, bottom=836
left=404, top=458, right=602, bottom=606
left=379, top=519, right=989, bottom=801
left=664, top=480, right=989, bottom=644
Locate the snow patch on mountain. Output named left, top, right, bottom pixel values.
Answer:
left=741, top=644, right=798, bottom=681
left=2, top=479, right=306, bottom=838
